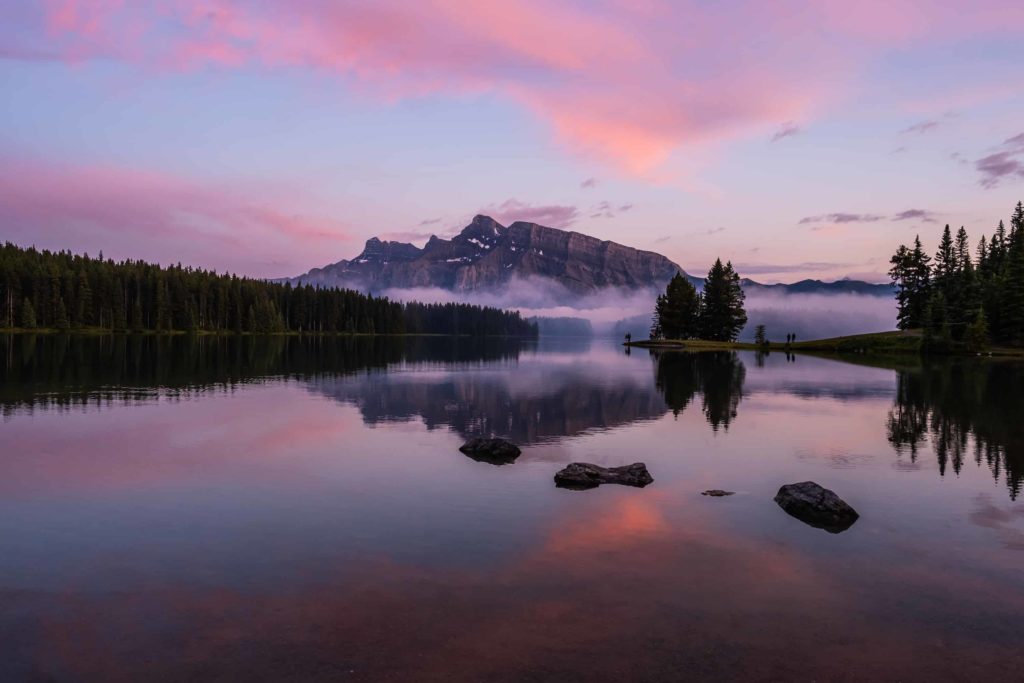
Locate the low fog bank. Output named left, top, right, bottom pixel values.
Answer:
left=739, top=292, right=897, bottom=342
left=380, top=277, right=658, bottom=334
left=610, top=293, right=897, bottom=341
left=380, top=278, right=897, bottom=341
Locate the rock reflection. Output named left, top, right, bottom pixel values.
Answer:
left=887, top=359, right=1024, bottom=499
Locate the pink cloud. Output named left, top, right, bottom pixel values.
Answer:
left=481, top=199, right=579, bottom=228
left=16, top=1, right=1024, bottom=174
left=799, top=213, right=886, bottom=225
left=900, top=120, right=940, bottom=135
left=771, top=123, right=801, bottom=142
left=0, top=152, right=349, bottom=276
left=976, top=133, right=1024, bottom=189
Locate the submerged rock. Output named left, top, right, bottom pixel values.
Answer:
left=701, top=489, right=735, bottom=497
left=459, top=437, right=521, bottom=465
left=554, top=462, right=653, bottom=489
left=774, top=481, right=859, bottom=533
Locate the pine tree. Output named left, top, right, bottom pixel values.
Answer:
left=754, top=324, right=767, bottom=346
left=889, top=244, right=926, bottom=330
left=1005, top=210, right=1024, bottom=344
left=890, top=244, right=911, bottom=327
left=21, top=298, right=36, bottom=328
left=925, top=290, right=949, bottom=341
left=651, top=295, right=666, bottom=339
left=76, top=270, right=93, bottom=327
left=934, top=224, right=956, bottom=295
left=131, top=292, right=144, bottom=331
left=965, top=308, right=990, bottom=353
left=654, top=272, right=701, bottom=339
left=700, top=259, right=747, bottom=341
left=954, top=226, right=971, bottom=269
left=54, top=296, right=70, bottom=330
left=1012, top=201, right=1024, bottom=236
left=951, top=227, right=979, bottom=340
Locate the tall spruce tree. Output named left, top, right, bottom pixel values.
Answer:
left=21, top=298, right=36, bottom=329
left=952, top=226, right=980, bottom=338
left=654, top=272, right=701, bottom=339
left=1006, top=203, right=1024, bottom=343
left=889, top=239, right=932, bottom=330
left=907, top=236, right=932, bottom=327
left=933, top=224, right=956, bottom=294
left=700, top=259, right=747, bottom=341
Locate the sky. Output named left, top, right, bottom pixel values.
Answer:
left=1, top=1, right=1023, bottom=283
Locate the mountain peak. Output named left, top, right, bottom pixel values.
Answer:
left=354, top=236, right=422, bottom=263
left=451, top=215, right=507, bottom=253
left=461, top=215, right=506, bottom=238
left=287, top=215, right=892, bottom=298
left=471, top=213, right=501, bottom=226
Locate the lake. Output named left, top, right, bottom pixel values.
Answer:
left=2, top=334, right=1022, bottom=681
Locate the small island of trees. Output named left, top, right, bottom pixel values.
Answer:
left=650, top=259, right=748, bottom=342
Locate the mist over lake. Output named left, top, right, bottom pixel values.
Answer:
left=379, top=278, right=899, bottom=341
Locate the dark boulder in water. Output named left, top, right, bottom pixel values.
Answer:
left=459, top=437, right=521, bottom=464
left=774, top=481, right=859, bottom=533
left=554, top=462, right=653, bottom=489
left=701, top=489, right=735, bottom=497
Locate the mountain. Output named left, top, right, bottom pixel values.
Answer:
left=739, top=278, right=893, bottom=296
left=289, top=215, right=682, bottom=295
left=288, top=215, right=893, bottom=297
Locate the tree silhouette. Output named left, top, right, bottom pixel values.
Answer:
left=0, top=242, right=536, bottom=337
left=653, top=272, right=701, bottom=339
left=700, top=259, right=747, bottom=341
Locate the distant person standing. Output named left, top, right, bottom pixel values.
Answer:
left=625, top=332, right=632, bottom=344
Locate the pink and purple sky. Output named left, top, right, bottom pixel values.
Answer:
left=2, top=1, right=1023, bottom=282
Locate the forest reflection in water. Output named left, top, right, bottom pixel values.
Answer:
left=3, top=333, right=1024, bottom=681
left=2, top=333, right=1023, bottom=499
left=886, top=357, right=1024, bottom=499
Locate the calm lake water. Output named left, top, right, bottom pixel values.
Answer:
left=2, top=334, right=1023, bottom=682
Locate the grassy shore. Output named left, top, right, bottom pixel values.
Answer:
left=627, top=330, right=1024, bottom=358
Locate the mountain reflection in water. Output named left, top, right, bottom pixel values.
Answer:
left=2, top=334, right=1023, bottom=498
left=2, top=334, right=1024, bottom=681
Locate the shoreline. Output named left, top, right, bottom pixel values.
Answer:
left=625, top=330, right=1024, bottom=358
left=0, top=328, right=538, bottom=339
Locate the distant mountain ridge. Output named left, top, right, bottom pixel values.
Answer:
left=739, top=278, right=893, bottom=296
left=288, top=215, right=892, bottom=297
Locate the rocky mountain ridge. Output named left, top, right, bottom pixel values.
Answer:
left=288, top=215, right=892, bottom=297
left=290, top=215, right=682, bottom=295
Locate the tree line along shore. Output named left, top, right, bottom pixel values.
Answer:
left=0, top=242, right=536, bottom=338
